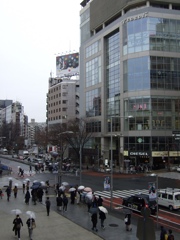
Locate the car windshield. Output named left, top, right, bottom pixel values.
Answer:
left=175, top=194, right=180, bottom=201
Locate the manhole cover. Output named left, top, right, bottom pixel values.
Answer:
left=109, top=223, right=118, bottom=227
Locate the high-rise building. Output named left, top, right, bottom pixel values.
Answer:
left=79, top=0, right=180, bottom=169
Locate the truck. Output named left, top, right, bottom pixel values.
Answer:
left=18, top=150, right=29, bottom=159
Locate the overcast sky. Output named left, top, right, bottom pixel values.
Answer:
left=0, top=0, right=81, bottom=122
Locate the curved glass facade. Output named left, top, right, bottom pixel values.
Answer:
left=123, top=17, right=180, bottom=55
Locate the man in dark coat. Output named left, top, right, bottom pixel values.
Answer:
left=91, top=212, right=98, bottom=232
left=45, top=197, right=51, bottom=216
left=13, top=215, right=23, bottom=240
left=56, top=194, right=63, bottom=211
left=25, top=190, right=31, bottom=205
left=5, top=186, right=11, bottom=201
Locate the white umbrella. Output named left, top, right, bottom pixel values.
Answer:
left=69, top=187, right=76, bottom=192
left=99, top=206, right=108, bottom=214
left=25, top=178, right=30, bottom=182
left=59, top=185, right=65, bottom=191
left=11, top=209, right=22, bottom=215
left=40, top=181, right=46, bottom=186
left=62, top=182, right=69, bottom=186
left=84, top=187, right=92, bottom=192
left=33, top=180, right=38, bottom=183
left=8, top=177, right=12, bottom=180
left=86, top=192, right=93, bottom=200
left=14, top=183, right=19, bottom=186
left=26, top=211, right=36, bottom=219
left=78, top=185, right=85, bottom=190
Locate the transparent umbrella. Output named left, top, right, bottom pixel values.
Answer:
left=26, top=211, right=36, bottom=219
left=11, top=209, right=22, bottom=215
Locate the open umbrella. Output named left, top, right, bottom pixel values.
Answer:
left=59, top=185, right=65, bottom=191
left=78, top=185, right=85, bottom=190
left=26, top=211, right=36, bottom=219
left=11, top=209, right=22, bottom=215
left=14, top=183, right=19, bottom=186
left=69, top=187, right=76, bottom=192
left=99, top=206, right=108, bottom=214
left=62, top=182, right=69, bottom=186
left=25, top=178, right=30, bottom=182
left=40, top=181, right=46, bottom=186
left=84, top=187, right=92, bottom=192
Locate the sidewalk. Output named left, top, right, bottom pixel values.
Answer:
left=1, top=176, right=179, bottom=240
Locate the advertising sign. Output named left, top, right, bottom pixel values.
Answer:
left=56, top=52, right=79, bottom=76
left=148, top=182, right=156, bottom=199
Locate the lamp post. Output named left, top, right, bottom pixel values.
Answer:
left=58, top=131, right=73, bottom=185
left=79, top=143, right=82, bottom=185
left=110, top=115, right=132, bottom=209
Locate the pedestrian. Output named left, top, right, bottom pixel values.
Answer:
left=62, top=194, right=68, bottom=211
left=25, top=190, right=31, bottom=205
left=31, top=189, right=37, bottom=205
left=160, top=226, right=167, bottom=240
left=29, top=164, right=32, bottom=174
left=0, top=188, right=3, bottom=199
left=91, top=212, right=98, bottom=232
left=167, top=229, right=174, bottom=240
left=13, top=214, right=23, bottom=240
left=70, top=190, right=76, bottom=204
left=5, top=186, right=11, bottom=201
left=45, top=197, right=51, bottom=216
left=18, top=167, right=22, bottom=176
left=37, top=188, right=44, bottom=203
left=26, top=217, right=36, bottom=240
left=97, top=195, right=103, bottom=206
left=13, top=185, right=18, bottom=198
left=99, top=210, right=106, bottom=229
left=92, top=194, right=98, bottom=208
left=56, top=194, right=63, bottom=211
left=20, top=169, right=24, bottom=177
left=76, top=190, right=80, bottom=204
left=22, top=183, right=25, bottom=194
left=124, top=212, right=132, bottom=231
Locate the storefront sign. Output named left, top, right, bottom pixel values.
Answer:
left=129, top=152, right=148, bottom=156
left=122, top=12, right=148, bottom=24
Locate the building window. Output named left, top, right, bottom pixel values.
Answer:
left=86, top=56, right=101, bottom=87
left=86, top=88, right=101, bottom=117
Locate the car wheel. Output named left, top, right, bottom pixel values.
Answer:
left=169, top=205, right=173, bottom=211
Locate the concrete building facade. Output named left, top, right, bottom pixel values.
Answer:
left=79, top=0, right=180, bottom=169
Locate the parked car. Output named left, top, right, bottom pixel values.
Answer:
left=12, top=154, right=18, bottom=158
left=177, top=166, right=180, bottom=172
left=122, top=194, right=157, bottom=215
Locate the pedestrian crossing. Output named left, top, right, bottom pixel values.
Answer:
left=94, top=189, right=149, bottom=200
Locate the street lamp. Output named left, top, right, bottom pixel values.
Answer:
left=58, top=131, right=73, bottom=185
left=110, top=115, right=132, bottom=209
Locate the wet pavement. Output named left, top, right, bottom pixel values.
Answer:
left=0, top=175, right=180, bottom=240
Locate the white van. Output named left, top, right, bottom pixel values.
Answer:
left=158, top=188, right=180, bottom=211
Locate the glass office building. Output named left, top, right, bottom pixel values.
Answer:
left=79, top=0, right=180, bottom=169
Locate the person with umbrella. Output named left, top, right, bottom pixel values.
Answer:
left=99, top=208, right=107, bottom=229
left=13, top=214, right=23, bottom=240
left=26, top=213, right=36, bottom=240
